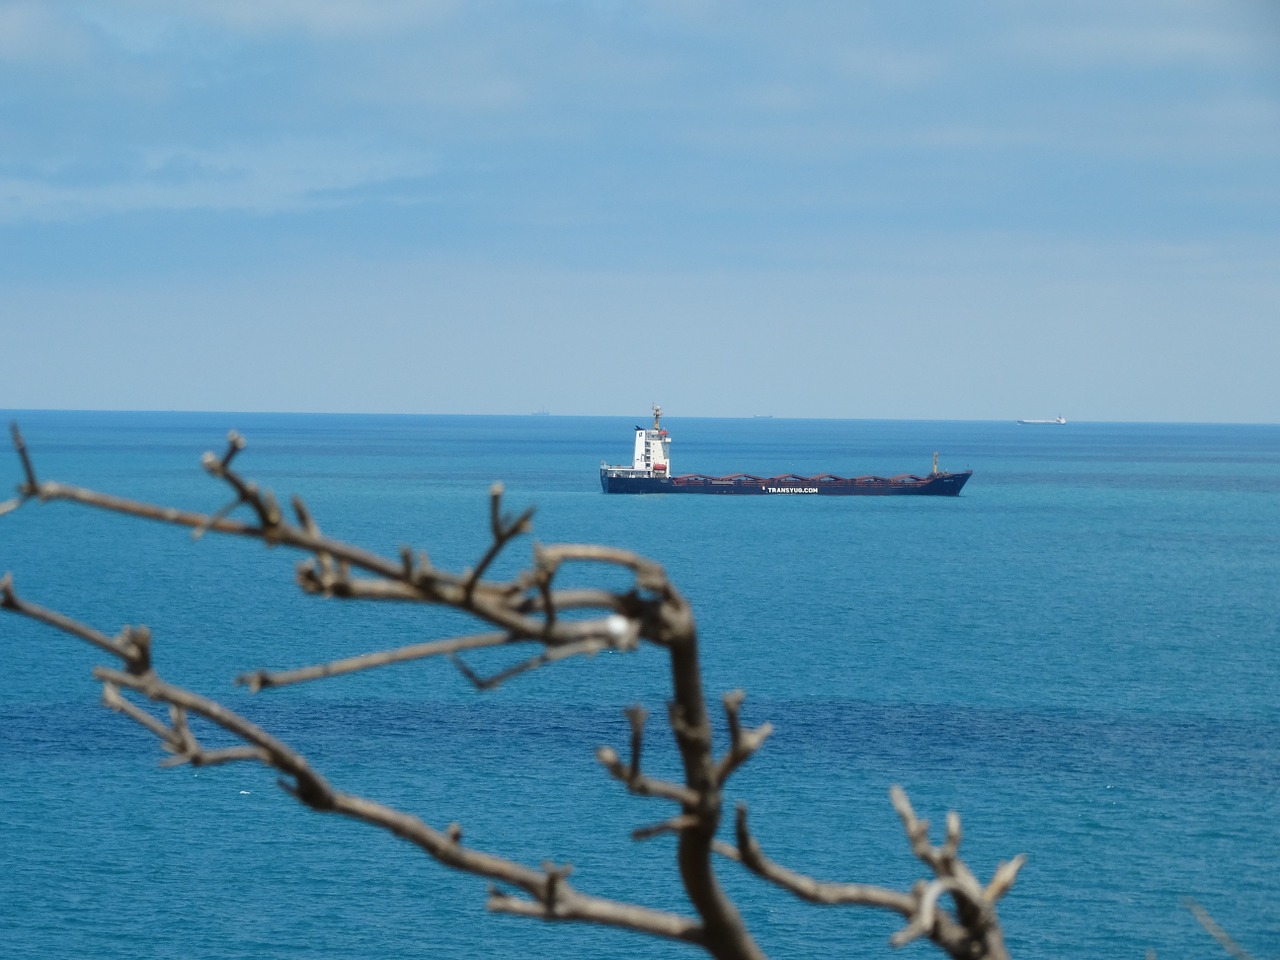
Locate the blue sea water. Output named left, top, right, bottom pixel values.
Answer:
left=1, top=411, right=1277, bottom=960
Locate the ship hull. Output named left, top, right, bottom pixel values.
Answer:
left=600, top=470, right=972, bottom=496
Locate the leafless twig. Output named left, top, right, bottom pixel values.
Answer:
left=1184, top=898, right=1256, bottom=960
left=713, top=788, right=1023, bottom=960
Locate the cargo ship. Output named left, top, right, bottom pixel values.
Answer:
left=599, top=408, right=972, bottom=496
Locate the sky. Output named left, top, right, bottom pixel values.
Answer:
left=2, top=1, right=1278, bottom=422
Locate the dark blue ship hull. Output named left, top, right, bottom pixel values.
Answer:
left=600, top=470, right=972, bottom=496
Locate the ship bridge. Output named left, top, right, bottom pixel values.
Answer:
left=629, top=405, right=672, bottom=476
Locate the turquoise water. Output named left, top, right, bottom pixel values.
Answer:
left=1, top=412, right=1277, bottom=959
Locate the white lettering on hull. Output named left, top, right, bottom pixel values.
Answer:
left=764, top=487, right=818, bottom=494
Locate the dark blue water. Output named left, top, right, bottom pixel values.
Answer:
left=1, top=412, right=1277, bottom=959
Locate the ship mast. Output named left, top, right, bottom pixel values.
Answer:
left=652, top=404, right=662, bottom=430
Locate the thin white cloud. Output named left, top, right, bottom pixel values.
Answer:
left=1, top=0, right=1276, bottom=236
left=101, top=0, right=461, bottom=39
left=1001, top=0, right=1270, bottom=68
left=0, top=2, right=94, bottom=63
left=0, top=140, right=434, bottom=222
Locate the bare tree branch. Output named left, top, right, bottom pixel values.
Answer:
left=101, top=681, right=181, bottom=747
left=16, top=457, right=646, bottom=670
left=596, top=743, right=700, bottom=808
left=3, top=575, right=150, bottom=668
left=1, top=427, right=1025, bottom=960
left=716, top=795, right=1023, bottom=960
left=451, top=635, right=616, bottom=691
left=11, top=422, right=38, bottom=492
left=0, top=582, right=711, bottom=947
left=633, top=814, right=703, bottom=842
left=1184, top=898, right=1256, bottom=960
left=236, top=631, right=514, bottom=692
left=464, top=482, right=535, bottom=600
left=714, top=690, right=773, bottom=787
left=715, top=803, right=915, bottom=913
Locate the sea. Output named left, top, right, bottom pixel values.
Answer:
left=0, top=411, right=1276, bottom=960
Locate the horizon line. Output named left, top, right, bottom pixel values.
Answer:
left=2, top=407, right=1276, bottom=427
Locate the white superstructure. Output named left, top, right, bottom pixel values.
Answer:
left=631, top=405, right=672, bottom=474
left=601, top=405, right=672, bottom=480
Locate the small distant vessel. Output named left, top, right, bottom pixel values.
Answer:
left=599, top=407, right=971, bottom=496
left=1017, top=415, right=1067, bottom=425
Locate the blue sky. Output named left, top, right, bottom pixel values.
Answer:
left=2, top=1, right=1278, bottom=422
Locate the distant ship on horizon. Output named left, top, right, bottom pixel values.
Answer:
left=600, top=406, right=971, bottom=496
left=1017, top=415, right=1067, bottom=425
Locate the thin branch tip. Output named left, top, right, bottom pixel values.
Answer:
left=220, top=430, right=246, bottom=468
left=9, top=421, right=39, bottom=492
left=596, top=745, right=619, bottom=766
left=235, top=670, right=267, bottom=693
